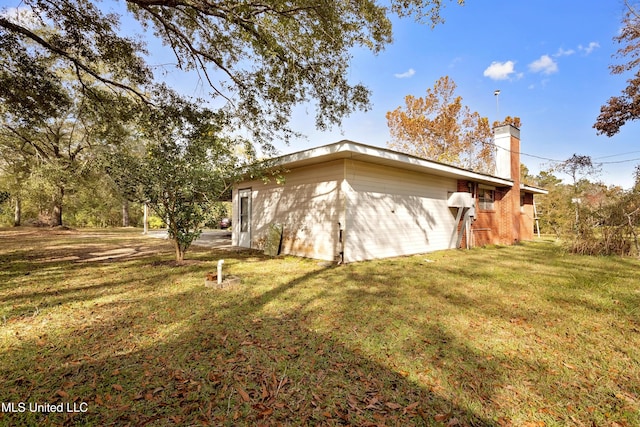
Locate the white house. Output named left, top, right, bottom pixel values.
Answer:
left=232, top=125, right=546, bottom=263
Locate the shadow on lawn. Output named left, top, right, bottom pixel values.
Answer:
left=0, top=264, right=498, bottom=427
left=9, top=233, right=639, bottom=425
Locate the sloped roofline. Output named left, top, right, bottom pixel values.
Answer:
left=268, top=139, right=515, bottom=187
left=521, top=184, right=548, bottom=194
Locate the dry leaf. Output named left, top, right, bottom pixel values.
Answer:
left=236, top=385, right=250, bottom=402
left=112, top=384, right=123, bottom=392
left=404, top=401, right=419, bottom=413
left=435, top=413, right=450, bottom=422
left=385, top=402, right=402, bottom=410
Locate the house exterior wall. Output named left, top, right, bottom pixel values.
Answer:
left=468, top=126, right=521, bottom=246
left=520, top=192, right=535, bottom=241
left=453, top=125, right=543, bottom=247
left=342, top=159, right=458, bottom=263
left=232, top=159, right=345, bottom=261
left=232, top=130, right=543, bottom=262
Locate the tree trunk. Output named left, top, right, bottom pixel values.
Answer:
left=13, top=197, right=21, bottom=227
left=122, top=199, right=130, bottom=227
left=51, top=186, right=64, bottom=227
left=173, top=240, right=185, bottom=263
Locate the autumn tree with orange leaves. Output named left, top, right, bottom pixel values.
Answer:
left=386, top=76, right=519, bottom=174
left=594, top=1, right=640, bottom=137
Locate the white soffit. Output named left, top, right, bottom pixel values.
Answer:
left=273, top=140, right=514, bottom=187
left=521, top=184, right=548, bottom=194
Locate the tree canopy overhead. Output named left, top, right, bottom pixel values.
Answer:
left=1, top=0, right=464, bottom=148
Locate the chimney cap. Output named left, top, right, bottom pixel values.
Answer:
left=493, top=123, right=520, bottom=137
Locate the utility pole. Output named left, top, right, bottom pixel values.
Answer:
left=494, top=89, right=501, bottom=119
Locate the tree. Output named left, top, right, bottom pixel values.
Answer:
left=108, top=88, right=250, bottom=262
left=1, top=78, right=134, bottom=226
left=1, top=0, right=464, bottom=149
left=594, top=1, right=640, bottom=136
left=555, top=154, right=601, bottom=229
left=386, top=76, right=515, bottom=173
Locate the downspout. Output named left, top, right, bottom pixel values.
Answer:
left=338, top=222, right=344, bottom=264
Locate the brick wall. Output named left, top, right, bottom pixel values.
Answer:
left=452, top=125, right=539, bottom=248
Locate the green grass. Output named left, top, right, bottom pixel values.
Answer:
left=1, top=227, right=639, bottom=426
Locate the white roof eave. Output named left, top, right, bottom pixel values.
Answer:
left=521, top=184, right=548, bottom=194
left=271, top=140, right=515, bottom=187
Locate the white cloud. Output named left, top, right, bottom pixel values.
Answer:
left=579, top=42, right=600, bottom=54
left=483, top=61, right=517, bottom=80
left=394, top=68, right=415, bottom=79
left=554, top=47, right=575, bottom=57
left=528, top=55, right=558, bottom=75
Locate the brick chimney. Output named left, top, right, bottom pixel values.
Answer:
left=493, top=124, right=521, bottom=243
left=493, top=124, right=520, bottom=180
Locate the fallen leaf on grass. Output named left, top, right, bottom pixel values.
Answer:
left=261, top=384, right=269, bottom=399
left=260, top=407, right=273, bottom=417
left=385, top=402, right=402, bottom=410
left=112, top=384, right=123, bottom=392
left=435, top=413, right=451, bottom=422
left=55, top=390, right=69, bottom=398
left=403, top=401, right=419, bottom=414
left=236, top=385, right=251, bottom=402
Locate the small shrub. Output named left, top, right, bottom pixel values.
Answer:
left=147, top=215, right=165, bottom=229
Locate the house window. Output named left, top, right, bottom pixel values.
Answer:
left=478, top=189, right=495, bottom=211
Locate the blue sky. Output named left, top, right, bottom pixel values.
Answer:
left=281, top=0, right=639, bottom=188
left=2, top=0, right=639, bottom=188
left=286, top=0, right=640, bottom=189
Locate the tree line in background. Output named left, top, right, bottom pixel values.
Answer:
left=523, top=161, right=640, bottom=257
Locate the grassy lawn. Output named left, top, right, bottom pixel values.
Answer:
left=1, top=228, right=639, bottom=426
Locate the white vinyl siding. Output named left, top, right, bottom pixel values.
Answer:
left=233, top=160, right=344, bottom=261
left=343, top=160, right=457, bottom=262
